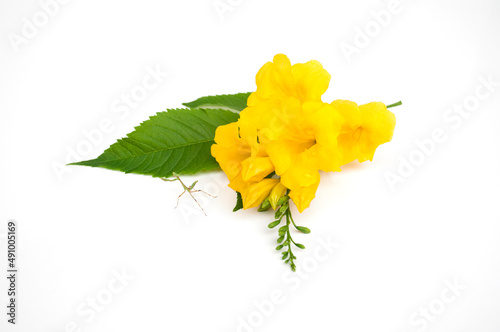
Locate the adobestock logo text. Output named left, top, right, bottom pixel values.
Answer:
left=52, top=65, right=168, bottom=182
left=384, top=74, right=500, bottom=191
left=8, top=0, right=72, bottom=53
left=340, top=0, right=403, bottom=64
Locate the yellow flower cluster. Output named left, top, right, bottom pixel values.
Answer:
left=211, top=54, right=396, bottom=213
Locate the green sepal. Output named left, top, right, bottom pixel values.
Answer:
left=233, top=192, right=243, bottom=212
left=258, top=198, right=271, bottom=212
left=276, top=195, right=288, bottom=207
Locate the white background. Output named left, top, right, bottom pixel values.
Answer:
left=1, top=0, right=500, bottom=331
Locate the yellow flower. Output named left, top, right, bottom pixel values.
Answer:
left=265, top=100, right=343, bottom=211
left=212, top=119, right=277, bottom=210
left=239, top=54, right=332, bottom=143
left=248, top=53, right=331, bottom=105
left=334, top=101, right=396, bottom=164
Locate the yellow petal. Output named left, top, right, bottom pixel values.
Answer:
left=211, top=122, right=251, bottom=180
left=240, top=96, right=302, bottom=143
left=291, top=60, right=331, bottom=102
left=279, top=152, right=319, bottom=191
left=228, top=173, right=249, bottom=194
left=331, top=99, right=362, bottom=133
left=251, top=54, right=331, bottom=104
left=358, top=102, right=396, bottom=161
left=266, top=134, right=313, bottom=176
left=337, top=102, right=396, bottom=164
left=240, top=156, right=275, bottom=182
left=242, top=178, right=280, bottom=210
left=289, top=181, right=320, bottom=213
left=337, top=130, right=360, bottom=165
left=303, top=102, right=343, bottom=172
left=267, top=101, right=343, bottom=182
left=307, top=142, right=342, bottom=173
left=253, top=54, right=294, bottom=101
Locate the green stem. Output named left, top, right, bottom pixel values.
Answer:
left=284, top=210, right=296, bottom=271
left=287, top=213, right=299, bottom=245
left=272, top=195, right=307, bottom=272
left=386, top=101, right=402, bottom=108
left=289, top=212, right=298, bottom=229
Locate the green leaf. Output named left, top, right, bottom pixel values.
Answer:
left=69, top=108, right=239, bottom=177
left=233, top=192, right=243, bottom=212
left=277, top=236, right=285, bottom=243
left=183, top=92, right=252, bottom=112
left=275, top=244, right=284, bottom=250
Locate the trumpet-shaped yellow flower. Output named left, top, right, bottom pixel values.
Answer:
left=248, top=53, right=331, bottom=105
left=334, top=101, right=396, bottom=164
left=239, top=54, right=332, bottom=143
left=265, top=100, right=343, bottom=211
left=212, top=118, right=279, bottom=210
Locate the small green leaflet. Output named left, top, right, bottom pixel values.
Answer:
left=69, top=108, right=239, bottom=178
left=183, top=92, right=252, bottom=112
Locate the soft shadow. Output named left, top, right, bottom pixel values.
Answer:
left=340, top=161, right=367, bottom=172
